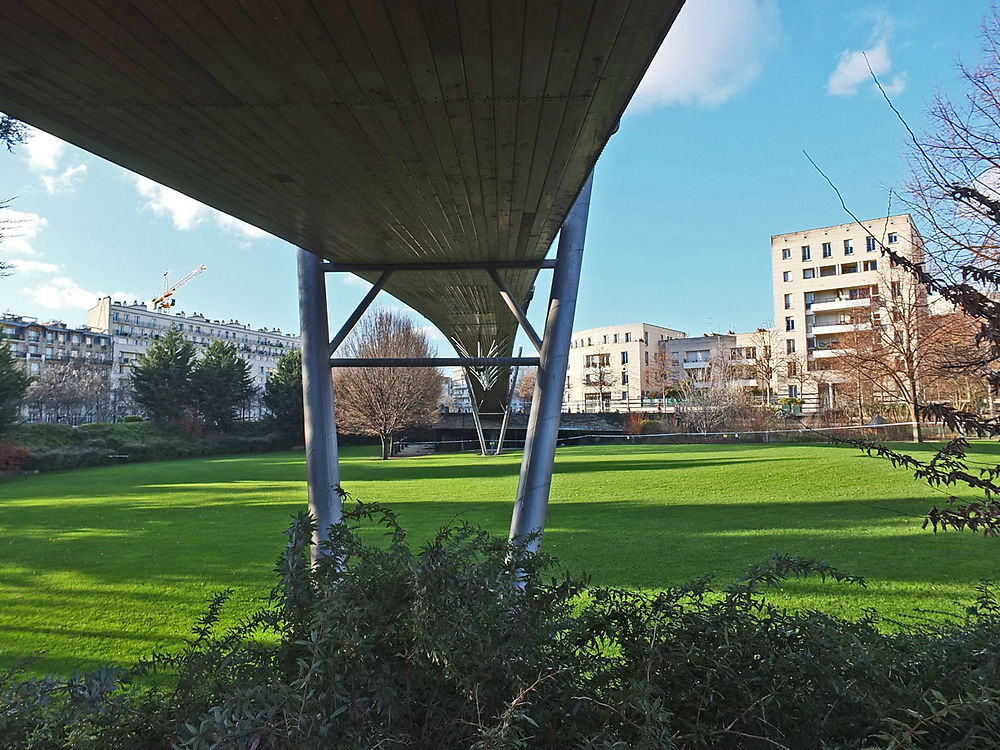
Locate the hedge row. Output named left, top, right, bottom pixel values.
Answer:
left=7, top=422, right=295, bottom=473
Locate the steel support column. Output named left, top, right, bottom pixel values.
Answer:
left=509, top=171, right=593, bottom=552
left=297, top=248, right=342, bottom=563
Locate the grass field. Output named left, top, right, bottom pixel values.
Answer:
left=2, top=441, right=1000, bottom=676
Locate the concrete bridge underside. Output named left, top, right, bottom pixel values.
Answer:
left=0, top=0, right=685, bottom=554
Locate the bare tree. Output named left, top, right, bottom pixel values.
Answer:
left=25, top=361, right=111, bottom=424
left=643, top=350, right=681, bottom=404
left=824, top=268, right=965, bottom=441
left=743, top=324, right=784, bottom=406
left=513, top=367, right=536, bottom=409
left=582, top=348, right=616, bottom=412
left=333, top=310, right=443, bottom=459
left=675, top=351, right=751, bottom=434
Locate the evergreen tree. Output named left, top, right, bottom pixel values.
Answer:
left=263, top=349, right=303, bottom=441
left=0, top=338, right=31, bottom=434
left=192, top=340, right=253, bottom=430
left=130, top=326, right=195, bottom=423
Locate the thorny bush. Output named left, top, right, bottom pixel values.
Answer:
left=4, top=502, right=1000, bottom=748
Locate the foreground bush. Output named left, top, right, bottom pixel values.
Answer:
left=3, top=503, right=1000, bottom=748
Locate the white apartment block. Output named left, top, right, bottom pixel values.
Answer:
left=564, top=323, right=685, bottom=412
left=770, top=214, right=923, bottom=412
left=87, top=297, right=300, bottom=394
left=659, top=331, right=761, bottom=393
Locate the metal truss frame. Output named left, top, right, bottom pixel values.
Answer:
left=296, top=170, right=594, bottom=559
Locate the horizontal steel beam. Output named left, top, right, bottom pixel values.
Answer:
left=323, top=259, right=557, bottom=273
left=329, top=357, right=539, bottom=368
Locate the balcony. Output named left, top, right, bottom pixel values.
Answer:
left=810, top=297, right=871, bottom=313
left=809, top=348, right=843, bottom=359
left=682, top=360, right=709, bottom=369
left=810, top=322, right=870, bottom=336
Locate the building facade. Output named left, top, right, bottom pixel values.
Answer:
left=2, top=313, right=114, bottom=423
left=658, top=332, right=762, bottom=394
left=87, top=297, right=300, bottom=417
left=564, top=323, right=685, bottom=412
left=770, top=214, right=923, bottom=412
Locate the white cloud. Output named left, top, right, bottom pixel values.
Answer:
left=0, top=209, right=47, bottom=256
left=9, top=258, right=59, bottom=274
left=134, top=175, right=208, bottom=230
left=23, top=127, right=88, bottom=193
left=630, top=0, right=780, bottom=110
left=133, top=175, right=270, bottom=241
left=828, top=30, right=906, bottom=97
left=28, top=276, right=101, bottom=310
left=25, top=129, right=65, bottom=172
left=41, top=163, right=88, bottom=194
left=215, top=212, right=268, bottom=240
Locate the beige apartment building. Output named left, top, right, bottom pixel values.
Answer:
left=658, top=331, right=763, bottom=394
left=770, top=214, right=923, bottom=412
left=564, top=323, right=685, bottom=412
left=87, top=297, right=300, bottom=403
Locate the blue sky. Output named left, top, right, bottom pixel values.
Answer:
left=0, top=1, right=993, bottom=353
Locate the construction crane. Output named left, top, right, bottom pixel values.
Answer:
left=148, top=264, right=206, bottom=312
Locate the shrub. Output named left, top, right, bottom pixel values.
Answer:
left=5, top=505, right=1000, bottom=748
left=0, top=440, right=29, bottom=473
left=122, top=415, right=144, bottom=423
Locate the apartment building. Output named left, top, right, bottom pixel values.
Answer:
left=770, top=214, right=923, bottom=412
left=87, top=297, right=300, bottom=393
left=658, top=331, right=762, bottom=394
left=564, top=323, right=685, bottom=412
left=2, top=313, right=114, bottom=423
left=2, top=313, right=113, bottom=377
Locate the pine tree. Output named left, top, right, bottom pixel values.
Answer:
left=130, top=327, right=195, bottom=423
left=263, top=349, right=303, bottom=441
left=0, top=338, right=31, bottom=434
left=192, top=340, right=254, bottom=430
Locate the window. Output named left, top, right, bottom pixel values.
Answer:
left=863, top=260, right=877, bottom=271
left=801, top=245, right=811, bottom=261
left=784, top=293, right=792, bottom=310
left=844, top=239, right=854, bottom=255
left=788, top=384, right=798, bottom=398
left=888, top=232, right=898, bottom=244
left=841, top=262, right=858, bottom=274
left=602, top=335, right=608, bottom=344
left=621, top=351, right=628, bottom=365
left=587, top=337, right=592, bottom=346
left=625, top=332, right=631, bottom=342
left=585, top=353, right=610, bottom=367
left=783, top=270, right=791, bottom=282
left=803, top=268, right=815, bottom=279
left=891, top=281, right=901, bottom=298
left=782, top=248, right=791, bottom=260
left=787, top=361, right=797, bottom=377
left=621, top=371, right=628, bottom=385
left=819, top=265, right=837, bottom=277
left=613, top=333, right=619, bottom=343
left=785, top=317, right=795, bottom=331
left=822, top=242, right=832, bottom=258
left=786, top=339, right=796, bottom=354
left=866, top=236, right=877, bottom=252
left=645, top=351, right=649, bottom=365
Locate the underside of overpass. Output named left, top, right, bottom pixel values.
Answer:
left=0, top=0, right=685, bottom=554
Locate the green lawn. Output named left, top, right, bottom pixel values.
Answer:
left=2, top=441, right=1000, bottom=676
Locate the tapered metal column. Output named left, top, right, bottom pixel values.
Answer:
left=297, top=248, right=341, bottom=562
left=509, top=171, right=593, bottom=552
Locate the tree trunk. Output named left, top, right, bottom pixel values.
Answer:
left=909, top=396, right=922, bottom=443
left=380, top=434, right=390, bottom=459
